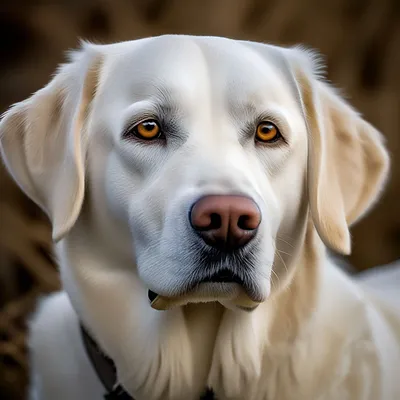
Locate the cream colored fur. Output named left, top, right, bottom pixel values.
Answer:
left=0, top=35, right=398, bottom=400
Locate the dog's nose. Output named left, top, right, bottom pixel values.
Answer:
left=189, top=195, right=261, bottom=250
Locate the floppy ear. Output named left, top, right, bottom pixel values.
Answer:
left=0, top=43, right=103, bottom=242
left=289, top=49, right=390, bottom=255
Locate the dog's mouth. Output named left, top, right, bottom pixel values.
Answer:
left=198, top=268, right=244, bottom=285
left=147, top=269, right=242, bottom=304
left=147, top=268, right=262, bottom=310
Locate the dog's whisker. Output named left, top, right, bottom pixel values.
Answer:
left=274, top=246, right=289, bottom=275
left=277, top=249, right=292, bottom=257
left=276, top=236, right=295, bottom=248
left=270, top=267, right=280, bottom=288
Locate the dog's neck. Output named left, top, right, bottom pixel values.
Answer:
left=267, top=218, right=323, bottom=345
left=57, top=213, right=325, bottom=399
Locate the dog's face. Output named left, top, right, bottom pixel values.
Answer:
left=96, top=37, right=309, bottom=308
left=0, top=36, right=389, bottom=311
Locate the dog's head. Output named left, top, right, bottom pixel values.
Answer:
left=0, top=36, right=389, bottom=310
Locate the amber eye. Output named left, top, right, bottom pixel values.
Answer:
left=255, top=122, right=281, bottom=143
left=132, top=119, right=162, bottom=140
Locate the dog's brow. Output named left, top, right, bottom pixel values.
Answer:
left=241, top=102, right=259, bottom=116
left=229, top=101, right=260, bottom=121
left=155, top=85, right=183, bottom=106
left=149, top=85, right=185, bottom=116
left=154, top=102, right=180, bottom=118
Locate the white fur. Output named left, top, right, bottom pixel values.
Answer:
left=0, top=35, right=399, bottom=400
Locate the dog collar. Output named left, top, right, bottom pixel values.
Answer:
left=80, top=324, right=215, bottom=399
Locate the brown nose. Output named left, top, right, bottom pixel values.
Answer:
left=189, top=195, right=261, bottom=251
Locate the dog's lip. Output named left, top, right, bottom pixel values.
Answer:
left=148, top=282, right=264, bottom=311
left=148, top=278, right=264, bottom=305
left=191, top=280, right=264, bottom=303
left=198, top=268, right=244, bottom=285
left=147, top=267, right=263, bottom=305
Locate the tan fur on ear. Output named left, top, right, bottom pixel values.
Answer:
left=290, top=51, right=389, bottom=255
left=0, top=44, right=103, bottom=242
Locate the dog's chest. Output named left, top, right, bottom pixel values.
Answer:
left=116, top=303, right=266, bottom=400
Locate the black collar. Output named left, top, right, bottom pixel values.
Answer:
left=80, top=324, right=215, bottom=399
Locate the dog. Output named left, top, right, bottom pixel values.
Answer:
left=1, top=35, right=399, bottom=400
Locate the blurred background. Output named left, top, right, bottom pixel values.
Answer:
left=0, top=0, right=399, bottom=398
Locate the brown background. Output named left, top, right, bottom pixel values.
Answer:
left=0, top=1, right=399, bottom=399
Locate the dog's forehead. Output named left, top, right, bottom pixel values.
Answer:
left=101, top=36, right=293, bottom=105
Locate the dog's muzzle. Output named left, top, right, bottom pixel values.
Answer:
left=148, top=194, right=263, bottom=310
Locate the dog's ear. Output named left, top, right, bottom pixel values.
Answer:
left=0, top=43, right=103, bottom=242
left=288, top=48, right=389, bottom=255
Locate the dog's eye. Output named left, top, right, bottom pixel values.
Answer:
left=129, top=119, right=162, bottom=140
left=255, top=122, right=281, bottom=143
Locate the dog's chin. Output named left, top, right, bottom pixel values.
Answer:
left=149, top=281, right=264, bottom=311
left=146, top=250, right=268, bottom=310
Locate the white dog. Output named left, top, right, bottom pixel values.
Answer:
left=1, top=35, right=399, bottom=400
